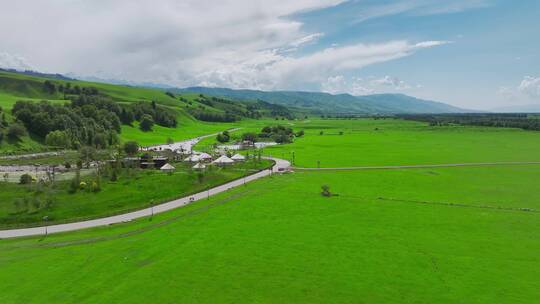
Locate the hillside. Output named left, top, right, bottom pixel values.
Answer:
left=176, top=87, right=467, bottom=114
left=0, top=70, right=294, bottom=153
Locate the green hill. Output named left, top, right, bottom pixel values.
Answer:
left=0, top=70, right=293, bottom=153
left=176, top=87, right=468, bottom=114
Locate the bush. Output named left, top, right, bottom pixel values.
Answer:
left=7, top=123, right=27, bottom=140
left=0, top=130, right=3, bottom=143
left=296, top=130, right=305, bottom=137
left=19, top=174, right=33, bottom=185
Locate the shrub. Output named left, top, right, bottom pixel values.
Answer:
left=0, top=130, right=3, bottom=143
left=19, top=174, right=33, bottom=185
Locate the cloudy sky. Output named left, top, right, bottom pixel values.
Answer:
left=0, top=0, right=538, bottom=110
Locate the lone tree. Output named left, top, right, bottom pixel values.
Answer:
left=139, top=114, right=154, bottom=132
left=123, top=141, right=139, bottom=156
left=321, top=185, right=331, bottom=197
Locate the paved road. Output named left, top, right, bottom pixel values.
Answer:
left=0, top=157, right=290, bottom=239
left=293, top=161, right=540, bottom=171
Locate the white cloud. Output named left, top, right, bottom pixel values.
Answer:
left=322, top=76, right=374, bottom=95
left=518, top=76, right=540, bottom=98
left=322, top=74, right=422, bottom=96
left=0, top=0, right=448, bottom=92
left=0, top=52, right=33, bottom=70
left=370, top=75, right=411, bottom=90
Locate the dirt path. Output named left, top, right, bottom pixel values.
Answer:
left=293, top=161, right=540, bottom=171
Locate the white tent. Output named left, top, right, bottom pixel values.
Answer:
left=198, top=152, right=213, bottom=161
left=231, top=153, right=246, bottom=161
left=160, top=163, right=175, bottom=172
left=212, top=155, right=234, bottom=165
left=184, top=155, right=200, bottom=162
left=192, top=163, right=206, bottom=170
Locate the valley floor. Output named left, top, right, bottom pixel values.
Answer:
left=1, top=118, right=539, bottom=303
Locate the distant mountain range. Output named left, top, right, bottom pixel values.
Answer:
left=175, top=87, right=469, bottom=114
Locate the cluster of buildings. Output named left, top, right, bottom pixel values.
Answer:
left=121, top=151, right=247, bottom=173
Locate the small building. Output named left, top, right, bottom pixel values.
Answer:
left=198, top=153, right=213, bottom=162
left=212, top=155, right=234, bottom=166
left=160, top=163, right=175, bottom=173
left=231, top=153, right=246, bottom=162
left=192, top=163, right=206, bottom=170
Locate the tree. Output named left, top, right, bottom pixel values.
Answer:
left=123, top=141, right=139, bottom=156
left=216, top=132, right=230, bottom=143
left=139, top=114, right=154, bottom=132
left=93, top=132, right=108, bottom=149
left=6, top=123, right=27, bottom=140
left=0, top=130, right=3, bottom=143
left=79, top=146, right=96, bottom=168
left=321, top=185, right=331, bottom=197
left=241, top=132, right=257, bottom=142
left=45, top=130, right=71, bottom=148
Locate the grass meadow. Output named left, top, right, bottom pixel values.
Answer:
left=0, top=160, right=272, bottom=228
left=1, top=117, right=540, bottom=303
left=0, top=165, right=538, bottom=303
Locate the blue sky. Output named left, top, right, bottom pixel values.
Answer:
left=292, top=0, right=540, bottom=109
left=0, top=0, right=538, bottom=109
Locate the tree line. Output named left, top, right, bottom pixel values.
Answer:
left=10, top=95, right=178, bottom=149
left=398, top=113, right=540, bottom=131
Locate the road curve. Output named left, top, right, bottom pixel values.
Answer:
left=293, top=161, right=540, bottom=171
left=0, top=157, right=290, bottom=239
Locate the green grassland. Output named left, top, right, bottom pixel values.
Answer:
left=260, top=118, right=540, bottom=167
left=0, top=164, right=538, bottom=303
left=0, top=160, right=272, bottom=228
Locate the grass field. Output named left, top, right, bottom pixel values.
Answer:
left=0, top=160, right=272, bottom=228
left=259, top=119, right=540, bottom=167
left=1, top=117, right=540, bottom=303
left=0, top=164, right=538, bottom=303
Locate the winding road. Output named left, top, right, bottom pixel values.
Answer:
left=0, top=155, right=289, bottom=240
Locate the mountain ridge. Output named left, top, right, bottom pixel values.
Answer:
left=174, top=87, right=469, bottom=114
